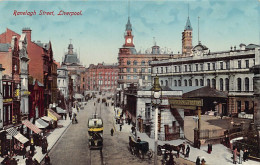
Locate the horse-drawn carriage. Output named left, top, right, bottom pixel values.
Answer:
left=128, top=136, right=153, bottom=159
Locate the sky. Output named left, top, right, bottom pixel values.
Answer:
left=0, top=0, right=259, bottom=67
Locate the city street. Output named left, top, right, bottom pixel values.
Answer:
left=48, top=95, right=153, bottom=165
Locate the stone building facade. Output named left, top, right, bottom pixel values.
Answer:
left=151, top=43, right=260, bottom=116
left=57, top=65, right=69, bottom=99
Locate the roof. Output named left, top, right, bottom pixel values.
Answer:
left=0, top=43, right=10, bottom=52
left=245, top=44, right=260, bottom=50
left=185, top=17, right=192, bottom=30
left=68, top=43, right=73, bottom=49
left=63, top=54, right=79, bottom=64
left=22, top=120, right=42, bottom=134
left=33, top=80, right=44, bottom=87
left=126, top=17, right=132, bottom=31
left=48, top=109, right=61, bottom=120
left=41, top=116, right=53, bottom=122
left=183, top=86, right=228, bottom=98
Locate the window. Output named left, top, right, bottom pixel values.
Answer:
left=178, top=80, right=181, bottom=86
left=166, top=67, right=168, bottom=73
left=148, top=75, right=151, bottom=80
left=238, top=60, right=241, bottom=69
left=161, top=67, right=163, bottom=73
left=245, top=60, right=249, bottom=68
left=133, top=60, right=137, bottom=65
left=185, top=65, right=187, bottom=72
left=189, top=65, right=192, bottom=72
left=237, top=101, right=241, bottom=113
left=148, top=61, right=151, bottom=65
left=200, top=79, right=204, bottom=86
left=226, top=61, right=230, bottom=70
left=219, top=78, right=223, bottom=91
left=127, top=68, right=130, bottom=73
left=237, top=78, right=241, bottom=91
left=156, top=68, right=159, bottom=73
left=220, top=62, right=223, bottom=70
left=207, top=79, right=210, bottom=87
left=245, top=101, right=249, bottom=113
left=165, top=80, right=168, bottom=86
left=133, top=68, right=137, bottom=73
left=200, top=64, right=203, bottom=71
left=195, top=79, right=199, bottom=86
left=141, top=68, right=145, bottom=73
left=207, top=63, right=210, bottom=70
left=127, top=60, right=131, bottom=65
left=161, top=80, right=163, bottom=86
left=174, top=80, right=177, bottom=86
left=225, top=78, right=229, bottom=91
left=212, top=63, right=215, bottom=70
left=195, top=64, right=198, bottom=72
left=133, top=76, right=137, bottom=79
left=179, top=66, right=181, bottom=72
left=141, top=61, right=145, bottom=66
left=212, top=79, right=216, bottom=89
left=245, top=77, right=249, bottom=91
left=174, top=66, right=177, bottom=73
left=148, top=68, right=151, bottom=73
left=189, top=79, right=192, bottom=86
left=184, top=80, right=187, bottom=86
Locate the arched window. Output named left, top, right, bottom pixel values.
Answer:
left=195, top=79, right=199, bottom=86
left=133, top=60, right=137, bottom=65
left=225, top=78, right=229, bottom=91
left=237, top=78, right=241, bottom=91
left=219, top=78, right=223, bottom=91
left=184, top=80, right=187, bottom=86
left=207, top=79, right=211, bottom=87
left=200, top=79, right=204, bottom=86
left=141, top=60, right=145, bottom=66
left=165, top=80, right=168, bottom=86
left=127, top=60, right=131, bottom=65
left=174, top=80, right=177, bottom=86
left=245, top=77, right=249, bottom=91
left=212, top=79, right=216, bottom=89
left=189, top=79, right=192, bottom=86
left=178, top=80, right=181, bottom=86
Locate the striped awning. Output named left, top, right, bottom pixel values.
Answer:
left=48, top=109, right=61, bottom=121
left=35, top=118, right=49, bottom=129
left=6, top=127, right=29, bottom=144
left=22, top=120, right=42, bottom=134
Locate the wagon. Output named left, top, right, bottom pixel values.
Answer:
left=128, top=136, right=153, bottom=159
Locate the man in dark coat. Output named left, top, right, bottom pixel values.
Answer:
left=30, top=144, right=35, bottom=156
left=42, top=137, right=48, bottom=154
left=69, top=112, right=72, bottom=120
left=110, top=128, right=114, bottom=136
left=45, top=153, right=51, bottom=165
left=25, top=156, right=33, bottom=165
left=196, top=156, right=200, bottom=165
left=185, top=145, right=190, bottom=158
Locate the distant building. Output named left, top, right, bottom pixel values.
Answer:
left=57, top=65, right=69, bottom=99
left=151, top=43, right=260, bottom=116
left=82, top=63, right=119, bottom=92
left=0, top=64, right=5, bottom=128
left=62, top=42, right=85, bottom=93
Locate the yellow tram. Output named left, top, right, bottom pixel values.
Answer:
left=88, top=114, right=103, bottom=149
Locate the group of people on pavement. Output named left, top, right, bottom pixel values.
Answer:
left=196, top=156, right=206, bottom=165
left=232, top=147, right=250, bottom=164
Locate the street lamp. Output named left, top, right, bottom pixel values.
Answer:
left=151, top=75, right=162, bottom=165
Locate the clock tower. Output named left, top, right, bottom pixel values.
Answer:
left=123, top=17, right=134, bottom=47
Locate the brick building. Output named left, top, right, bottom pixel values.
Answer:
left=81, top=63, right=119, bottom=92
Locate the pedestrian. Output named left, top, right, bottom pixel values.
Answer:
left=45, top=153, right=51, bottom=165
left=110, top=128, right=114, bottom=136
left=182, top=142, right=185, bottom=155
left=196, top=156, right=200, bottom=165
left=120, top=124, right=122, bottom=131
left=208, top=143, right=212, bottom=154
left=167, top=153, right=174, bottom=165
left=131, top=126, right=135, bottom=134
left=9, top=157, right=17, bottom=165
left=198, top=140, right=201, bottom=149
left=243, top=149, right=246, bottom=162
left=21, top=145, right=26, bottom=159
left=201, top=158, right=206, bottom=165
left=25, top=156, right=33, bottom=165
left=185, top=145, right=190, bottom=158
left=137, top=137, right=141, bottom=142
left=233, top=147, right=238, bottom=164
left=244, top=149, right=249, bottom=161
left=30, top=144, right=35, bottom=156
left=69, top=111, right=72, bottom=120
left=239, top=148, right=243, bottom=164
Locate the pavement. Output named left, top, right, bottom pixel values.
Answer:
left=113, top=107, right=259, bottom=165
left=4, top=118, right=72, bottom=165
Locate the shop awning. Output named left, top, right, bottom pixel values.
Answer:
left=41, top=116, right=53, bottom=122
left=56, top=107, right=67, bottom=114
left=35, top=118, right=49, bottom=129
left=48, top=109, right=61, bottom=121
left=22, top=120, right=42, bottom=134
left=6, top=127, right=29, bottom=144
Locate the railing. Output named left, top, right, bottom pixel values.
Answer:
left=200, top=129, right=225, bottom=139
left=165, top=126, right=180, bottom=141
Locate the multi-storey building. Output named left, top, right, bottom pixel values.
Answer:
left=0, top=64, right=5, bottom=128
left=151, top=43, right=260, bottom=116
left=62, top=42, right=85, bottom=93
left=82, top=63, right=119, bottom=92
left=57, top=65, right=69, bottom=99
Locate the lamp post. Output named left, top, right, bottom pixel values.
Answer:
left=151, top=75, right=162, bottom=165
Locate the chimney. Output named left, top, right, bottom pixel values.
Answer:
left=22, top=27, right=32, bottom=42
left=239, top=43, right=246, bottom=51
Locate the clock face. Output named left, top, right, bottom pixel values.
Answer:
left=127, top=38, right=132, bottom=44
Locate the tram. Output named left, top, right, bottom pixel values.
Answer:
left=88, top=114, right=103, bottom=149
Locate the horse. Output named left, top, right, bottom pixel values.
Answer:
left=158, top=143, right=184, bottom=158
